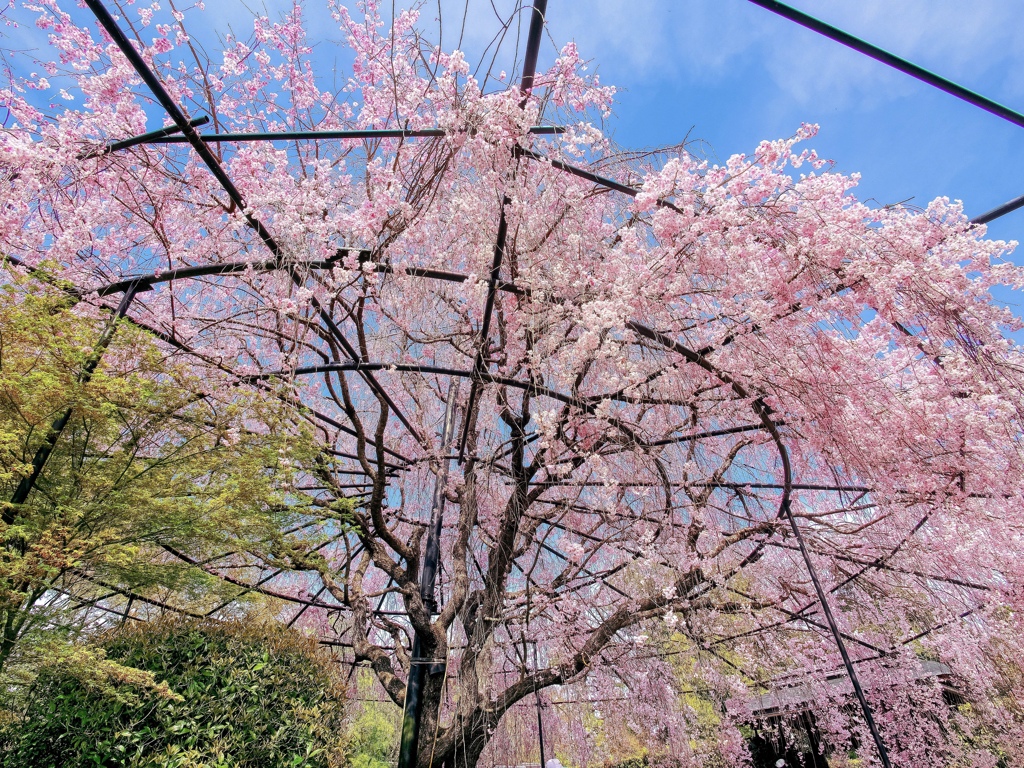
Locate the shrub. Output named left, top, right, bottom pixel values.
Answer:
left=1, top=617, right=348, bottom=768
left=343, top=691, right=400, bottom=768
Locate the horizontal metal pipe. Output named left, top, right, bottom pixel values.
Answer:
left=88, top=252, right=526, bottom=299
left=144, top=125, right=564, bottom=144
left=78, top=115, right=210, bottom=159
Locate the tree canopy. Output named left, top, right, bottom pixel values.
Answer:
left=2, top=1, right=1024, bottom=766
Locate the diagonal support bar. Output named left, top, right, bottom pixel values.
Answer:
left=780, top=499, right=892, bottom=768
left=971, top=192, right=1024, bottom=225
left=85, top=0, right=286, bottom=260
left=518, top=146, right=684, bottom=213
left=629, top=319, right=892, bottom=768
left=746, top=0, right=1024, bottom=129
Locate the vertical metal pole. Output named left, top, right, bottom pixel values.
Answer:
left=6, top=284, right=142, bottom=522
left=533, top=641, right=547, bottom=768
left=801, top=712, right=825, bottom=768
left=519, top=0, right=548, bottom=101
left=120, top=594, right=135, bottom=626
left=457, top=0, right=548, bottom=461
left=400, top=635, right=427, bottom=768
left=398, top=381, right=460, bottom=768
left=420, top=380, right=460, bottom=612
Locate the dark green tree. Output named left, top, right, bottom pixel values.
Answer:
left=1, top=617, right=349, bottom=768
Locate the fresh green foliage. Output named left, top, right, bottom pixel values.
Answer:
left=343, top=671, right=400, bottom=768
left=0, top=617, right=348, bottom=767
left=0, top=272, right=325, bottom=682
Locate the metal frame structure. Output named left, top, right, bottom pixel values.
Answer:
left=6, top=1, right=1021, bottom=766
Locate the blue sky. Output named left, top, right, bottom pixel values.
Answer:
left=521, top=0, right=1024, bottom=243
left=5, top=0, right=1024, bottom=255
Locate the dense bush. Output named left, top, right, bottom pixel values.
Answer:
left=0, top=618, right=348, bottom=768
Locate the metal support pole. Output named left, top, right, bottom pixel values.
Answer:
left=458, top=0, right=547, bottom=460
left=533, top=642, right=547, bottom=768
left=781, top=499, right=892, bottom=768
left=6, top=283, right=142, bottom=523
left=518, top=0, right=548, bottom=101
left=398, top=381, right=460, bottom=768
left=420, top=380, right=460, bottom=613
left=517, top=146, right=684, bottom=213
